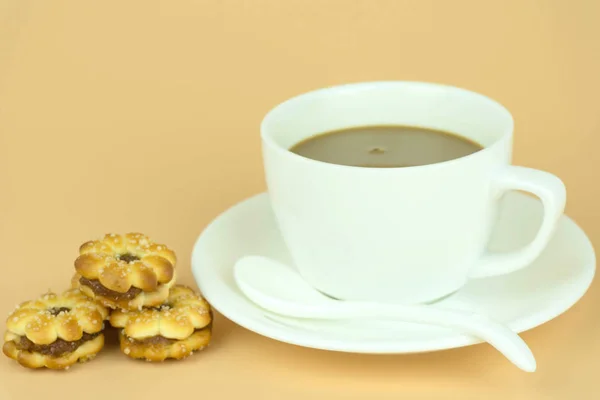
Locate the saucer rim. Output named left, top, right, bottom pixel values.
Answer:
left=191, top=192, right=596, bottom=354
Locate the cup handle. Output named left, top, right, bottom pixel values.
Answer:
left=469, top=166, right=567, bottom=279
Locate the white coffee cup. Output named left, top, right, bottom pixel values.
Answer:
left=261, top=82, right=566, bottom=304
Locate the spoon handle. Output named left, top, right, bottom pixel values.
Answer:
left=313, top=302, right=536, bottom=372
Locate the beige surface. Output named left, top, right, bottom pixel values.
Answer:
left=1, top=1, right=599, bottom=398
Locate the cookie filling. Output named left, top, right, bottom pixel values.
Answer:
left=79, top=277, right=142, bottom=301
left=131, top=335, right=175, bottom=346
left=125, top=329, right=205, bottom=346
left=117, top=253, right=140, bottom=263
left=15, top=332, right=101, bottom=357
left=49, top=307, right=71, bottom=316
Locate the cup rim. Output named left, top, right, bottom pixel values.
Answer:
left=260, top=81, right=514, bottom=172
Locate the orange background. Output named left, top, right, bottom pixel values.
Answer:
left=1, top=1, right=599, bottom=399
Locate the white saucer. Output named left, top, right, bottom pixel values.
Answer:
left=191, top=192, right=595, bottom=354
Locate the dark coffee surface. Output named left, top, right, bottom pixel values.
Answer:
left=289, top=125, right=483, bottom=167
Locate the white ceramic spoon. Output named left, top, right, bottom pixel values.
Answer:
left=233, top=255, right=536, bottom=372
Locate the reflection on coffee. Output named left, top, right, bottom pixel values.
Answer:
left=289, top=125, right=483, bottom=168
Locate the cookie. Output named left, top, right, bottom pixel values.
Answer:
left=109, top=285, right=212, bottom=361
left=73, top=233, right=177, bottom=310
left=3, top=288, right=108, bottom=370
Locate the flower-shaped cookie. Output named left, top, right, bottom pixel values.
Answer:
left=2, top=288, right=108, bottom=369
left=109, top=285, right=212, bottom=361
left=73, top=233, right=177, bottom=310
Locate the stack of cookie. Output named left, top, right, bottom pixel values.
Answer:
left=3, top=233, right=212, bottom=370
